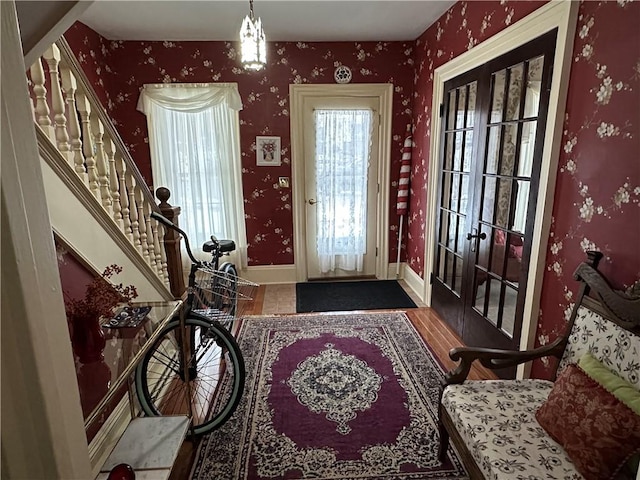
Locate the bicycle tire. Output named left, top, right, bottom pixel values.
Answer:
left=135, top=315, right=245, bottom=436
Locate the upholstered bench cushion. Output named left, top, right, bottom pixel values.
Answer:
left=442, top=379, right=583, bottom=480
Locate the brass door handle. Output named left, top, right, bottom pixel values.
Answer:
left=308, top=199, right=318, bottom=205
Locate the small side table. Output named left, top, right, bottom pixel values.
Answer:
left=96, top=416, right=190, bottom=480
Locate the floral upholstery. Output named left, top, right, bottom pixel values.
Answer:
left=441, top=380, right=584, bottom=480
left=558, top=305, right=640, bottom=388
left=442, top=305, right=640, bottom=480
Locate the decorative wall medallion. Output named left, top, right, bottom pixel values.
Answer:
left=334, top=65, right=352, bottom=84
left=287, top=343, right=382, bottom=434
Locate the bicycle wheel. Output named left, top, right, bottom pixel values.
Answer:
left=135, top=315, right=245, bottom=436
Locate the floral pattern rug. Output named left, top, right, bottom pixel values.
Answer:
left=190, top=312, right=467, bottom=479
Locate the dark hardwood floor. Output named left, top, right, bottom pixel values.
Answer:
left=168, top=284, right=497, bottom=479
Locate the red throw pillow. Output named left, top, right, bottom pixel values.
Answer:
left=535, top=364, right=640, bottom=480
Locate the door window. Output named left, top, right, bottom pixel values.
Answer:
left=314, top=109, right=373, bottom=273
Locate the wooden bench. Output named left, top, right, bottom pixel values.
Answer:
left=438, top=252, right=640, bottom=479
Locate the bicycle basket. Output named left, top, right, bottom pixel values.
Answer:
left=192, top=267, right=258, bottom=325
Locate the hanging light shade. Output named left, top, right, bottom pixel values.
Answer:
left=240, top=0, right=266, bottom=71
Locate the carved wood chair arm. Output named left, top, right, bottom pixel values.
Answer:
left=443, top=336, right=567, bottom=385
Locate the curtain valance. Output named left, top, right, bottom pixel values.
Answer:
left=137, top=83, right=243, bottom=114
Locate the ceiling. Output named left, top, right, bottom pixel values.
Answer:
left=79, top=1, right=455, bottom=42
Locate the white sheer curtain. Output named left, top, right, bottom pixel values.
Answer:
left=314, top=109, right=373, bottom=273
left=137, top=83, right=248, bottom=268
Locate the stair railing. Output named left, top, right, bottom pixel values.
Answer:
left=28, top=38, right=178, bottom=297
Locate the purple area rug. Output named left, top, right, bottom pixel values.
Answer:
left=190, top=312, right=467, bottom=479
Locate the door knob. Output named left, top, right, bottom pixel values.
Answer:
left=308, top=199, right=318, bottom=205
left=466, top=231, right=487, bottom=241
left=467, top=229, right=486, bottom=253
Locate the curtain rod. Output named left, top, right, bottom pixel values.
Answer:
left=143, top=82, right=239, bottom=89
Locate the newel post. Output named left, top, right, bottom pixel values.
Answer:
left=156, top=187, right=185, bottom=298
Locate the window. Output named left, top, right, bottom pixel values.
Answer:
left=138, top=83, right=247, bottom=267
left=314, top=108, right=373, bottom=272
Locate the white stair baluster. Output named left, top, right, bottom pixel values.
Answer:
left=29, top=57, right=54, bottom=139
left=90, top=112, right=113, bottom=215
left=143, top=202, right=158, bottom=271
left=150, top=216, right=164, bottom=278
left=126, top=173, right=142, bottom=251
left=156, top=221, right=170, bottom=284
left=60, top=65, right=86, bottom=179
left=135, top=185, right=150, bottom=263
left=117, top=156, right=133, bottom=242
left=105, top=136, right=123, bottom=229
left=43, top=44, right=70, bottom=159
left=76, top=92, right=99, bottom=196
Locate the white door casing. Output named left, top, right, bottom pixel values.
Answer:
left=423, top=0, right=579, bottom=378
left=290, top=84, right=393, bottom=282
left=304, top=97, right=380, bottom=279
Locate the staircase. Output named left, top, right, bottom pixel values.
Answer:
left=25, top=37, right=187, bottom=475
left=28, top=38, right=174, bottom=300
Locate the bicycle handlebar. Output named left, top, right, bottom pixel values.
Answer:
left=150, top=211, right=175, bottom=229
left=151, top=211, right=199, bottom=265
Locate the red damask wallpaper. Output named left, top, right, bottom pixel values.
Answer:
left=532, top=0, right=639, bottom=377
left=64, top=23, right=415, bottom=266
left=65, top=0, right=639, bottom=380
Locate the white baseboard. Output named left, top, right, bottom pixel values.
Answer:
left=385, top=262, right=404, bottom=279
left=242, top=263, right=422, bottom=289
left=403, top=264, right=425, bottom=304
left=242, top=264, right=297, bottom=284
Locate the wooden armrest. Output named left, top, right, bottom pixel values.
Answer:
left=443, top=336, right=566, bottom=385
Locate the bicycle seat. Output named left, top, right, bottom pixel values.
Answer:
left=203, top=239, right=235, bottom=254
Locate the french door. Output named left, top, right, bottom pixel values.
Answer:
left=303, top=96, right=380, bottom=279
left=432, top=31, right=556, bottom=375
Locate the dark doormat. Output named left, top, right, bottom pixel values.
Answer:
left=296, top=279, right=417, bottom=313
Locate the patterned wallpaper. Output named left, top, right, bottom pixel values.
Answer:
left=532, top=0, right=639, bottom=378
left=64, top=23, right=415, bottom=266
left=65, top=0, right=639, bottom=380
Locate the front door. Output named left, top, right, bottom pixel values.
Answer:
left=432, top=31, right=556, bottom=374
left=303, top=97, right=380, bottom=279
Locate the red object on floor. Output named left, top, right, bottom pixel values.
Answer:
left=107, top=463, right=135, bottom=480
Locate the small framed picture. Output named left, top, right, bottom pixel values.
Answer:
left=256, top=136, right=281, bottom=166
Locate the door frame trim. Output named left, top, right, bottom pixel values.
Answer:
left=290, top=83, right=394, bottom=282
left=423, top=0, right=578, bottom=378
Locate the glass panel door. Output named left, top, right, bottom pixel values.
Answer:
left=436, top=82, right=476, bottom=295
left=470, top=55, right=546, bottom=338
left=431, top=30, right=557, bottom=376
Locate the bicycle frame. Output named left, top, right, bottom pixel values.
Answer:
left=150, top=212, right=230, bottom=380
left=151, top=212, right=225, bottom=313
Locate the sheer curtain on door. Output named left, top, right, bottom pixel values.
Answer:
left=314, top=109, right=373, bottom=273
left=137, top=83, right=248, bottom=268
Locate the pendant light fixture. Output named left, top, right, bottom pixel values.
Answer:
left=240, top=0, right=266, bottom=71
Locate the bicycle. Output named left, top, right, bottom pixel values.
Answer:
left=135, top=212, right=256, bottom=435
